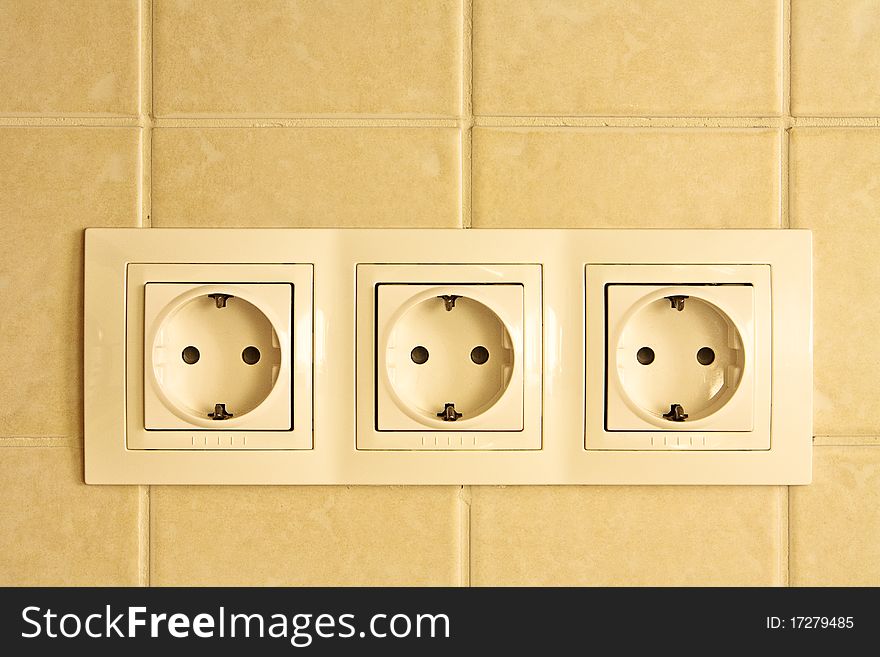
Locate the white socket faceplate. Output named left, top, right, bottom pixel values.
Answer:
left=126, top=263, right=313, bottom=450
left=357, top=264, right=542, bottom=450
left=586, top=265, right=771, bottom=451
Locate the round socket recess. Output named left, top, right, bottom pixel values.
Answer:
left=382, top=287, right=516, bottom=427
left=613, top=287, right=747, bottom=426
left=148, top=285, right=285, bottom=427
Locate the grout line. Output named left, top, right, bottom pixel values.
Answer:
left=781, top=0, right=792, bottom=230
left=460, top=127, right=472, bottom=229
left=459, top=2, right=474, bottom=583
left=781, top=0, right=797, bottom=230
left=138, top=486, right=151, bottom=587
left=474, top=116, right=786, bottom=128
left=150, top=117, right=461, bottom=128
left=781, top=0, right=792, bottom=229
left=790, top=117, right=880, bottom=127
left=139, top=0, right=153, bottom=228
left=460, top=0, right=474, bottom=229
left=146, top=0, right=155, bottom=122
left=139, top=128, right=153, bottom=228
left=2, top=113, right=880, bottom=129
left=0, top=436, right=73, bottom=447
left=783, top=486, right=791, bottom=587
left=0, top=117, right=141, bottom=126
left=139, top=0, right=153, bottom=122
left=783, top=0, right=791, bottom=121
left=137, top=2, right=153, bottom=589
left=813, top=436, right=880, bottom=446
left=458, top=485, right=472, bottom=587
left=781, top=127, right=790, bottom=228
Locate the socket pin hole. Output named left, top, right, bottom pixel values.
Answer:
left=696, top=347, right=715, bottom=366
left=471, top=346, right=490, bottom=365
left=410, top=346, right=429, bottom=365
left=181, top=346, right=200, bottom=365
left=636, top=347, right=655, bottom=365
left=242, top=346, right=261, bottom=365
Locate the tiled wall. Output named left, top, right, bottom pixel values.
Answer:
left=1, top=0, right=878, bottom=586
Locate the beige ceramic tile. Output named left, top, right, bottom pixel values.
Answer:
left=473, top=0, right=781, bottom=116
left=152, top=128, right=461, bottom=227
left=0, top=0, right=138, bottom=115
left=151, top=486, right=461, bottom=585
left=0, top=447, right=140, bottom=585
left=0, top=128, right=140, bottom=438
left=472, top=128, right=780, bottom=227
left=792, top=0, right=880, bottom=116
left=791, top=447, right=880, bottom=585
left=470, top=486, right=785, bottom=586
left=790, top=129, right=880, bottom=436
left=153, top=0, right=461, bottom=116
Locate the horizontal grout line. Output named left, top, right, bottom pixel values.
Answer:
left=790, top=117, right=880, bottom=127
left=0, top=117, right=142, bottom=127
left=475, top=116, right=788, bottom=128
left=814, top=436, right=880, bottom=446
left=151, top=117, right=463, bottom=128
left=0, top=436, right=78, bottom=447
left=3, top=116, right=880, bottom=129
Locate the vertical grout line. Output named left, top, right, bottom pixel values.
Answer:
left=138, top=486, right=151, bottom=586
left=780, top=128, right=790, bottom=229
left=782, top=2, right=796, bottom=587
left=785, top=486, right=792, bottom=586
left=460, top=0, right=474, bottom=583
left=459, top=485, right=472, bottom=587
left=461, top=127, right=472, bottom=229
left=781, top=0, right=792, bottom=229
left=782, top=0, right=792, bottom=121
left=139, top=0, right=153, bottom=228
left=137, top=0, right=153, bottom=586
left=461, top=0, right=474, bottom=228
left=139, top=127, right=153, bottom=228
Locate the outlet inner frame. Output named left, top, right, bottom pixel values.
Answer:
left=125, top=263, right=313, bottom=450
left=585, top=264, right=771, bottom=451
left=356, top=264, right=542, bottom=450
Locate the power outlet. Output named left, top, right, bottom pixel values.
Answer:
left=376, top=283, right=524, bottom=431
left=606, top=283, right=755, bottom=432
left=356, top=264, right=542, bottom=450
left=585, top=264, right=771, bottom=450
left=126, top=264, right=313, bottom=450
left=144, top=282, right=292, bottom=430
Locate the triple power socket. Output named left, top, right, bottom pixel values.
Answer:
left=84, top=229, right=812, bottom=485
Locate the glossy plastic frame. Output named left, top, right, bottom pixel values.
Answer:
left=360, top=265, right=542, bottom=449
left=84, top=228, right=812, bottom=484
